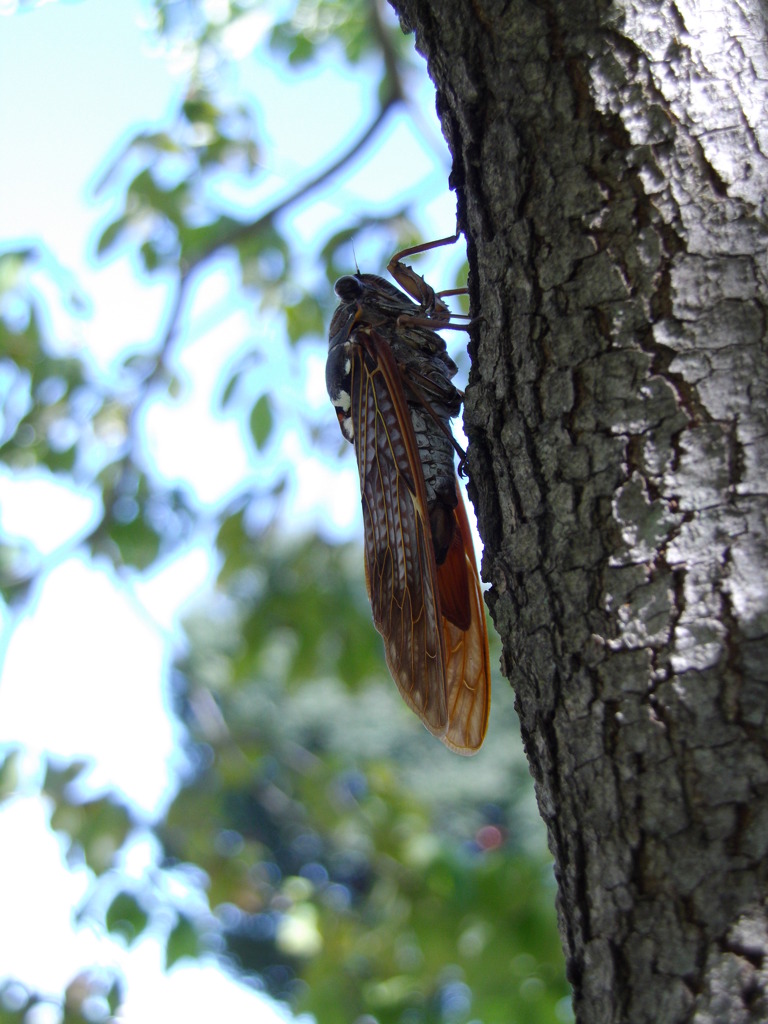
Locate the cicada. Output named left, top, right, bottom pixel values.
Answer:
left=326, top=234, right=490, bottom=753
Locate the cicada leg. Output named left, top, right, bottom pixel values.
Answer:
left=436, top=286, right=469, bottom=302
left=428, top=283, right=486, bottom=335
left=387, top=231, right=464, bottom=327
left=388, top=230, right=462, bottom=270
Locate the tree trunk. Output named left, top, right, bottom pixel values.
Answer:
left=389, top=0, right=768, bottom=1020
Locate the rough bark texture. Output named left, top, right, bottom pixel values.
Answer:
left=389, top=0, right=768, bottom=1021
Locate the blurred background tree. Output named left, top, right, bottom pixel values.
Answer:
left=0, top=2, right=569, bottom=1023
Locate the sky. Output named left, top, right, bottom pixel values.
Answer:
left=0, top=1, right=462, bottom=1019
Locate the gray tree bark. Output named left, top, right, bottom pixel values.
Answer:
left=389, top=0, right=768, bottom=1021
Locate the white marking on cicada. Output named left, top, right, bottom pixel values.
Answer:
left=333, top=388, right=351, bottom=413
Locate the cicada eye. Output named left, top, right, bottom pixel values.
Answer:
left=334, top=275, right=364, bottom=302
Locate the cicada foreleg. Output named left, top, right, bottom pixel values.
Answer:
left=388, top=230, right=462, bottom=270
left=387, top=231, right=464, bottom=327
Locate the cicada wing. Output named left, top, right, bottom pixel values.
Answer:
left=350, top=328, right=449, bottom=737
left=439, top=482, right=491, bottom=754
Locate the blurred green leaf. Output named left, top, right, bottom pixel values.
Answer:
left=105, top=893, right=148, bottom=946
left=96, top=215, right=132, bottom=258
left=50, top=794, right=132, bottom=875
left=0, top=248, right=37, bottom=289
left=108, top=516, right=162, bottom=570
left=105, top=977, right=123, bottom=1016
left=166, top=914, right=201, bottom=968
left=43, top=759, right=90, bottom=801
left=183, top=97, right=220, bottom=124
left=248, top=394, right=273, bottom=451
left=140, top=239, right=161, bottom=272
left=285, top=294, right=325, bottom=344
left=0, top=749, right=21, bottom=803
left=220, top=369, right=242, bottom=409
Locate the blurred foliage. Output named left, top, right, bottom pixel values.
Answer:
left=0, top=0, right=570, bottom=1022
left=167, top=538, right=566, bottom=1024
left=0, top=971, right=122, bottom=1024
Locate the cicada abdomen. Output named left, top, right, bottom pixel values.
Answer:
left=327, top=235, right=490, bottom=753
